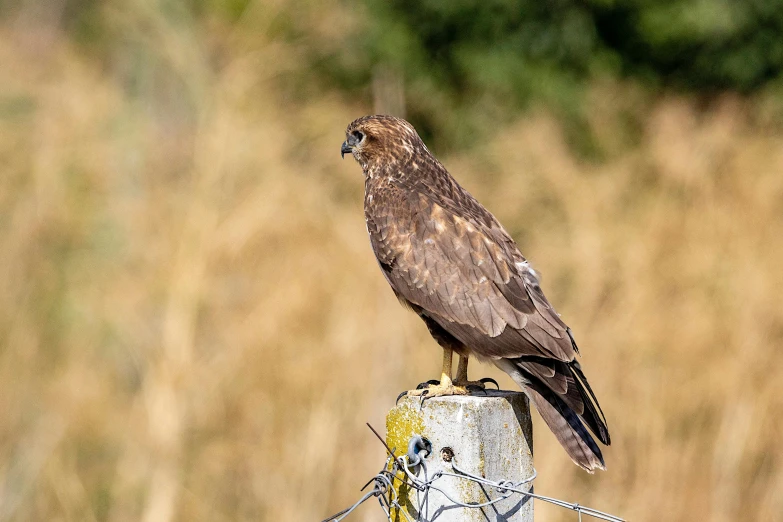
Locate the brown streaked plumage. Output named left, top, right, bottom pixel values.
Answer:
left=341, top=115, right=610, bottom=472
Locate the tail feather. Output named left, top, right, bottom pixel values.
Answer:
left=516, top=358, right=611, bottom=447
left=526, top=383, right=606, bottom=472
left=570, top=362, right=611, bottom=445
left=497, top=358, right=609, bottom=472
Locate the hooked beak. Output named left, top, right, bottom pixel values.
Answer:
left=340, top=141, right=353, bottom=159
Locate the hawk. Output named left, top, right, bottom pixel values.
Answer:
left=341, top=115, right=610, bottom=471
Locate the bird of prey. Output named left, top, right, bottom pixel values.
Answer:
left=341, top=115, right=610, bottom=472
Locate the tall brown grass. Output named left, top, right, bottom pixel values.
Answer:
left=1, top=2, right=782, bottom=521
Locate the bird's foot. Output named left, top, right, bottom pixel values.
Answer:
left=397, top=380, right=436, bottom=403
left=407, top=381, right=469, bottom=399
left=452, top=377, right=500, bottom=393
left=395, top=377, right=499, bottom=404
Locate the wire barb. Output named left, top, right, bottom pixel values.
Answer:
left=323, top=426, right=625, bottom=522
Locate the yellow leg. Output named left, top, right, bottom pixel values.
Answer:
left=407, top=347, right=467, bottom=397
left=455, top=354, right=468, bottom=382
left=440, top=347, right=454, bottom=386
left=453, top=355, right=491, bottom=389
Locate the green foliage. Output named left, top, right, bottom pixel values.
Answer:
left=594, top=0, right=783, bottom=90
left=319, top=0, right=783, bottom=151
left=331, top=0, right=607, bottom=150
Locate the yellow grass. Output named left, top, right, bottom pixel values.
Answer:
left=1, top=3, right=782, bottom=521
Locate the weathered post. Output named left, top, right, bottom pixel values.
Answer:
left=386, top=390, right=534, bottom=522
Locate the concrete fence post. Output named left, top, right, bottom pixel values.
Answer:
left=386, top=391, right=534, bottom=522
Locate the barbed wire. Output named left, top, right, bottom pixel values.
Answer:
left=322, top=423, right=624, bottom=522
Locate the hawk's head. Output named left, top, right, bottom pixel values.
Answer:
left=341, top=115, right=426, bottom=171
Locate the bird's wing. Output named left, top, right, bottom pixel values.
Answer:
left=368, top=189, right=576, bottom=362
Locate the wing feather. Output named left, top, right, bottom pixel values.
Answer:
left=368, top=190, right=576, bottom=361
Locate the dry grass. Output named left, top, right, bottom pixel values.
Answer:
left=1, top=2, right=782, bottom=521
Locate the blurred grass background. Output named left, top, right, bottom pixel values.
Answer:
left=1, top=0, right=783, bottom=521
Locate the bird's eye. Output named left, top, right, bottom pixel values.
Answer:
left=352, top=130, right=365, bottom=142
